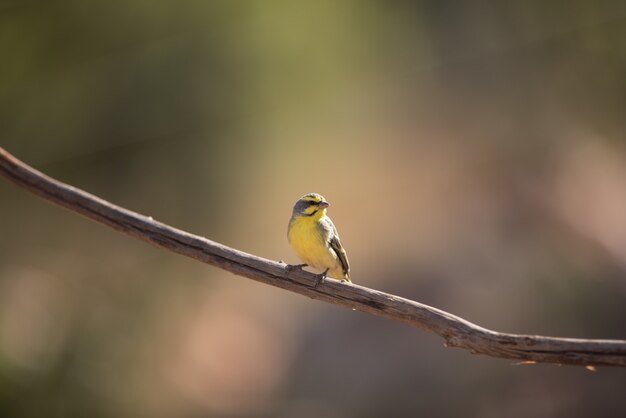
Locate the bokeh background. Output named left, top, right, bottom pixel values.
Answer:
left=2, top=1, right=626, bottom=417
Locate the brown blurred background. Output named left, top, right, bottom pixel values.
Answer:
left=2, top=1, right=626, bottom=417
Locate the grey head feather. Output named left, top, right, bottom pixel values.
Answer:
left=291, top=193, right=325, bottom=216
left=292, top=199, right=311, bottom=215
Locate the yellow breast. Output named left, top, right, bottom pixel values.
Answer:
left=288, top=216, right=342, bottom=277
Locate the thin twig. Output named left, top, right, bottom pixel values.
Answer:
left=1, top=146, right=625, bottom=368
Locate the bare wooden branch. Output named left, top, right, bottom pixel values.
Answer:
left=1, top=147, right=626, bottom=368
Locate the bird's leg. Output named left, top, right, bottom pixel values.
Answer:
left=285, top=263, right=308, bottom=272
left=313, top=268, right=329, bottom=288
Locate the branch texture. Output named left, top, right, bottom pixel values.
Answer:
left=1, top=147, right=626, bottom=368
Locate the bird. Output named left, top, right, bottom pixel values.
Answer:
left=287, top=193, right=350, bottom=286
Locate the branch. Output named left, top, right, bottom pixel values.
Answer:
left=1, top=147, right=625, bottom=368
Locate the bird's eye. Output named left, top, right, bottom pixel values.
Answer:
left=308, top=200, right=318, bottom=206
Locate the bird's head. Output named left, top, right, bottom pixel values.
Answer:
left=292, top=193, right=330, bottom=218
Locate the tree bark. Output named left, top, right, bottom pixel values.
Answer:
left=1, top=147, right=625, bottom=368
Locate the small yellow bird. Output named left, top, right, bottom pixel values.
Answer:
left=287, top=193, right=351, bottom=285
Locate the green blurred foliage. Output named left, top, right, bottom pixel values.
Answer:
left=2, top=1, right=626, bottom=417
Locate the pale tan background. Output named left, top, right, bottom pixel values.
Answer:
left=2, top=2, right=626, bottom=417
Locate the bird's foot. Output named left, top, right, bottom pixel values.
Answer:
left=285, top=263, right=307, bottom=273
left=313, top=269, right=329, bottom=288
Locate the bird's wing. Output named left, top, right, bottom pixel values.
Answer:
left=328, top=223, right=350, bottom=278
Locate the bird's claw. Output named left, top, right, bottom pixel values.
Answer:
left=313, top=269, right=329, bottom=288
left=285, top=263, right=307, bottom=273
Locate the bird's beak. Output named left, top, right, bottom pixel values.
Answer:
left=318, top=201, right=330, bottom=209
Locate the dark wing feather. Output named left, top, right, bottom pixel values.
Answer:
left=329, top=232, right=350, bottom=278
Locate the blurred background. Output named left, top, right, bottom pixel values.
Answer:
left=2, top=1, right=626, bottom=417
